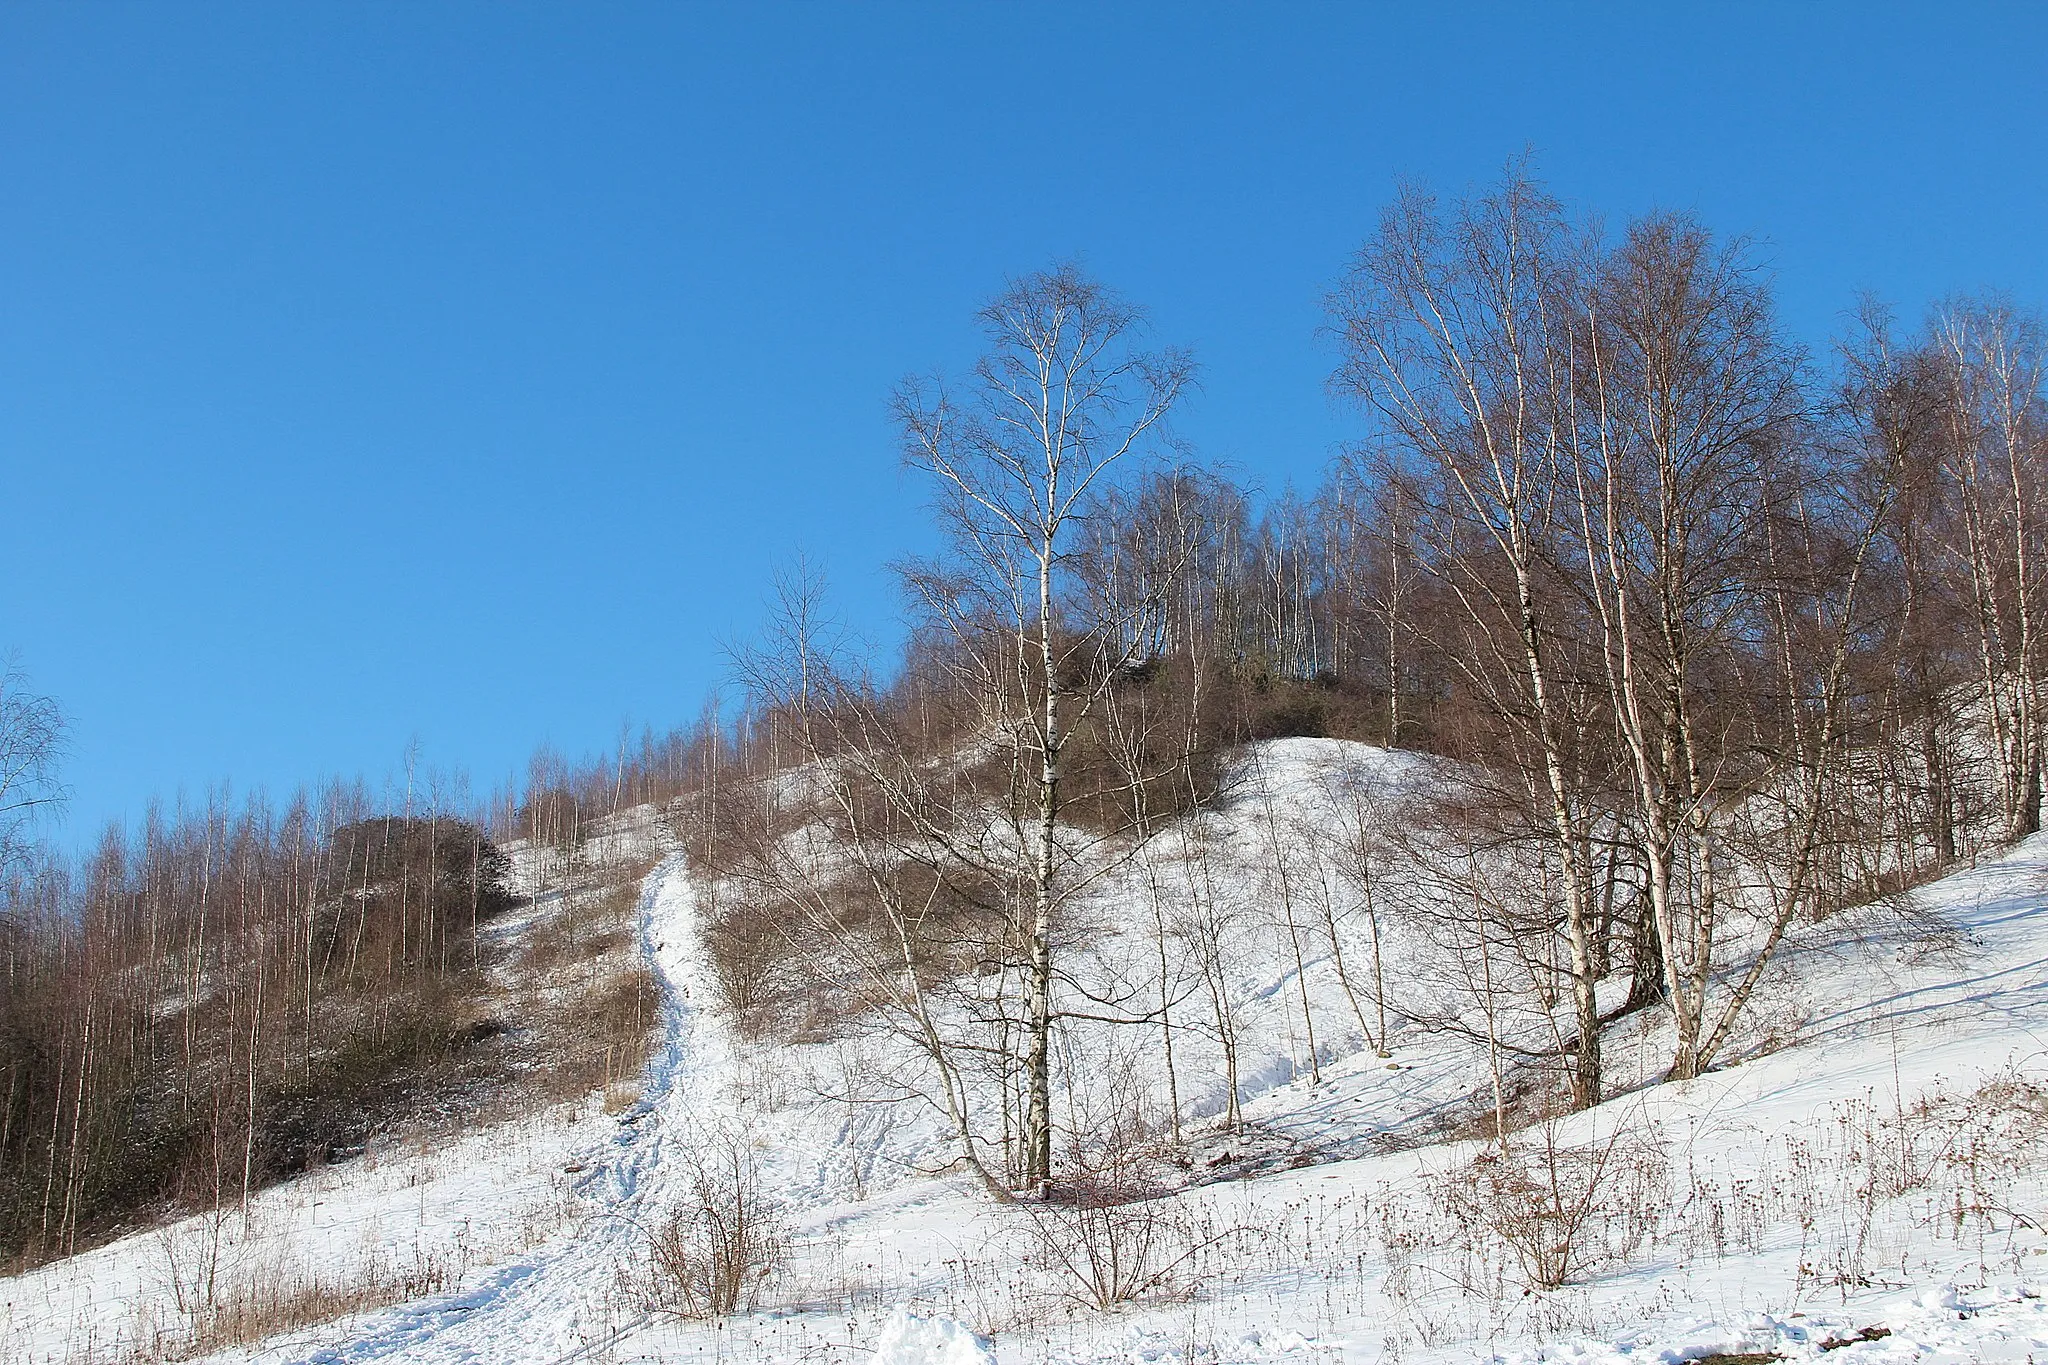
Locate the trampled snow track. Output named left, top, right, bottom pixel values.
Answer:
left=262, top=851, right=713, bottom=1365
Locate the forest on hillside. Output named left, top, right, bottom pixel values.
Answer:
left=3, top=168, right=2043, bottom=1259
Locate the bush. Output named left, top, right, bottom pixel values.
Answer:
left=1019, top=1174, right=1247, bottom=1311
left=642, top=1127, right=787, bottom=1318
left=1433, top=1121, right=1667, bottom=1290
left=1247, top=689, right=1328, bottom=740
left=530, top=967, right=661, bottom=1102
left=259, top=1001, right=480, bottom=1176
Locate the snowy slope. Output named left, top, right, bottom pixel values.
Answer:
left=11, top=740, right=2048, bottom=1365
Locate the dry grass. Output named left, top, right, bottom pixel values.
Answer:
left=172, top=1254, right=454, bottom=1359
left=94, top=1243, right=460, bottom=1363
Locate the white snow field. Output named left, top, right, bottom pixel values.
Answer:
left=9, top=738, right=2048, bottom=1365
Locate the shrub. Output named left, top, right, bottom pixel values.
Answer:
left=1019, top=1174, right=1246, bottom=1311
left=642, top=1127, right=787, bottom=1318
left=1247, top=689, right=1328, bottom=740
left=1434, top=1121, right=1667, bottom=1291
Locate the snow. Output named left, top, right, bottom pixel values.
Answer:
left=868, top=1309, right=997, bottom=1365
left=9, top=739, right=2048, bottom=1365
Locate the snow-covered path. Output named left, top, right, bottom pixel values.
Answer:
left=262, top=852, right=719, bottom=1365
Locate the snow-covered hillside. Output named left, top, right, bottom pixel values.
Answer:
left=10, top=740, right=2048, bottom=1365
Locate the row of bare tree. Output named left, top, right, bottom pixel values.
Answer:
left=0, top=771, right=512, bottom=1264
left=672, top=172, right=2042, bottom=1196
left=1332, top=174, right=2043, bottom=1099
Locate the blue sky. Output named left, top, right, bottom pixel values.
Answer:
left=3, top=3, right=2043, bottom=844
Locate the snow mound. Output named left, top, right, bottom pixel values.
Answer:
left=869, top=1307, right=998, bottom=1365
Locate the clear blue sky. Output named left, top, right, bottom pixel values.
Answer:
left=3, top=3, right=2043, bottom=845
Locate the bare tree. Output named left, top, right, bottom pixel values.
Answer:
left=727, top=565, right=1011, bottom=1192
left=894, top=263, right=1194, bottom=1192
left=1837, top=302, right=1972, bottom=876
left=1309, top=757, right=1400, bottom=1057
left=1926, top=299, right=2048, bottom=841
left=1561, top=213, right=1805, bottom=1079
left=1328, top=171, right=1609, bottom=1109
left=0, top=659, right=66, bottom=879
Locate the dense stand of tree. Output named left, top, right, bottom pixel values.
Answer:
left=0, top=782, right=513, bottom=1264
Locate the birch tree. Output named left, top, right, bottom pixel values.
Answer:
left=0, top=660, right=65, bottom=880
left=1927, top=299, right=2048, bottom=841
left=1329, top=172, right=1609, bottom=1109
left=894, top=263, right=1193, bottom=1193
left=1566, top=213, right=1896, bottom=1080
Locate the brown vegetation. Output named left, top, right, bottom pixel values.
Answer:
left=0, top=790, right=516, bottom=1267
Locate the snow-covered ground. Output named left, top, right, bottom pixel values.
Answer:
left=10, top=740, right=2048, bottom=1365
